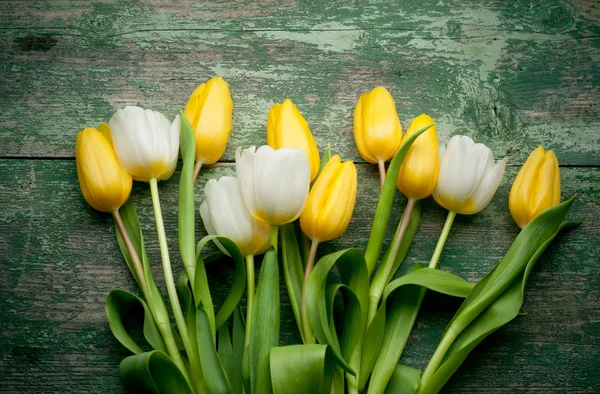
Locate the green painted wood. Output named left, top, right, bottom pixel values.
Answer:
left=1, top=0, right=599, bottom=392
left=0, top=0, right=599, bottom=165
left=0, top=160, right=598, bottom=393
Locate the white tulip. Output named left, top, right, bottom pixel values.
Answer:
left=236, top=145, right=311, bottom=226
left=433, top=135, right=506, bottom=215
left=200, top=176, right=271, bottom=256
left=108, top=106, right=180, bottom=182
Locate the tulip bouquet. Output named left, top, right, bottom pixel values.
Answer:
left=75, top=79, right=578, bottom=394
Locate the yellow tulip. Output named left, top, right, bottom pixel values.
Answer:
left=353, top=86, right=403, bottom=164
left=509, top=146, right=561, bottom=229
left=76, top=126, right=132, bottom=212
left=300, top=155, right=357, bottom=242
left=396, top=114, right=439, bottom=200
left=267, top=99, right=320, bottom=181
left=184, top=76, right=233, bottom=164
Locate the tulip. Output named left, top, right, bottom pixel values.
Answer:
left=200, top=176, right=271, bottom=256
left=300, top=155, right=357, bottom=242
left=509, top=146, right=561, bottom=229
left=76, top=126, right=132, bottom=212
left=267, top=99, right=320, bottom=181
left=396, top=114, right=440, bottom=200
left=236, top=145, right=311, bottom=227
left=429, top=135, right=506, bottom=269
left=108, top=106, right=180, bottom=182
left=354, top=86, right=403, bottom=187
left=433, top=135, right=506, bottom=215
left=184, top=77, right=233, bottom=169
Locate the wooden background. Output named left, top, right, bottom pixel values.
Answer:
left=1, top=0, right=599, bottom=392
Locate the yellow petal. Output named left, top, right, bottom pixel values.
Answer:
left=185, top=77, right=233, bottom=164
left=396, top=114, right=439, bottom=200
left=75, top=127, right=132, bottom=212
left=353, top=87, right=402, bottom=163
left=267, top=99, right=320, bottom=180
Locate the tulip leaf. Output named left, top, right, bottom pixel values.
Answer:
left=364, top=123, right=434, bottom=275
left=246, top=248, right=280, bottom=394
left=418, top=197, right=578, bottom=393
left=305, top=249, right=369, bottom=374
left=196, top=235, right=247, bottom=331
left=366, top=265, right=474, bottom=393
left=280, top=223, right=306, bottom=342
left=119, top=350, right=193, bottom=394
left=217, top=308, right=245, bottom=394
left=196, top=305, right=232, bottom=394
left=383, top=364, right=422, bottom=394
left=179, top=109, right=197, bottom=286
left=315, top=143, right=332, bottom=180
left=270, top=344, right=334, bottom=394
left=106, top=289, right=167, bottom=355
left=114, top=201, right=164, bottom=308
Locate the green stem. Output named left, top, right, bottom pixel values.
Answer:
left=245, top=254, right=255, bottom=346
left=377, top=159, right=386, bottom=191
left=112, top=209, right=188, bottom=381
left=271, top=225, right=279, bottom=252
left=418, top=326, right=460, bottom=391
left=192, top=160, right=204, bottom=184
left=149, top=178, right=200, bottom=388
left=301, top=240, right=319, bottom=344
left=429, top=210, right=457, bottom=269
left=367, top=198, right=416, bottom=325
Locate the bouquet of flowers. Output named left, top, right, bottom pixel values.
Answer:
left=75, top=77, right=577, bottom=394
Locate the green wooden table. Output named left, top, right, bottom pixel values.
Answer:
left=1, top=0, right=599, bottom=392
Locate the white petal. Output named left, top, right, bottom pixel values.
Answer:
left=461, top=157, right=507, bottom=214
left=236, top=146, right=259, bottom=217
left=435, top=135, right=477, bottom=209
left=200, top=200, right=230, bottom=256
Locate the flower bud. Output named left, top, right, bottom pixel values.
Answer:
left=76, top=126, right=132, bottom=212
left=184, top=77, right=233, bottom=164
left=108, top=106, right=180, bottom=182
left=396, top=114, right=439, bottom=200
left=433, top=135, right=506, bottom=215
left=200, top=176, right=271, bottom=256
left=267, top=99, right=320, bottom=181
left=509, top=146, right=561, bottom=229
left=353, top=86, right=403, bottom=163
left=236, top=145, right=311, bottom=226
left=300, top=155, right=357, bottom=242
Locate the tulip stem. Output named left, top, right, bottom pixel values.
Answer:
left=112, top=209, right=189, bottom=381
left=271, top=225, right=279, bottom=252
left=193, top=160, right=204, bottom=184
left=377, top=159, right=386, bottom=190
left=149, top=178, right=200, bottom=385
left=367, top=198, right=416, bottom=325
left=301, top=239, right=319, bottom=344
left=429, top=210, right=457, bottom=269
left=244, top=254, right=255, bottom=346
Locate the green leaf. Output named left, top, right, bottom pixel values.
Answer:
left=196, top=305, right=231, bottom=394
left=246, top=248, right=280, bottom=394
left=106, top=289, right=167, bottom=355
left=280, top=223, right=306, bottom=342
left=218, top=308, right=245, bottom=394
left=196, top=235, right=247, bottom=331
left=366, top=265, right=473, bottom=393
left=119, top=350, right=193, bottom=394
left=315, top=143, right=332, bottom=180
left=179, top=109, right=197, bottom=285
left=384, top=364, right=422, bottom=394
left=270, top=344, right=334, bottom=394
left=364, top=124, right=434, bottom=275
left=418, top=197, right=578, bottom=394
left=305, top=249, right=369, bottom=374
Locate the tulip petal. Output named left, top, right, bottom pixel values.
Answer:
left=461, top=157, right=507, bottom=215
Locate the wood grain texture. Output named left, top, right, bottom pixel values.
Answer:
left=0, top=0, right=599, bottom=393
left=0, top=0, right=599, bottom=164
left=0, top=161, right=598, bottom=393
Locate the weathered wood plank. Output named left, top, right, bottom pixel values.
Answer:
left=0, top=160, right=598, bottom=393
left=0, top=0, right=598, bottom=164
